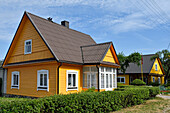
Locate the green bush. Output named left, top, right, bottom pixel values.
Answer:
left=0, top=78, right=2, bottom=96
left=146, top=87, right=160, bottom=97
left=167, top=78, right=170, bottom=86
left=84, top=87, right=96, bottom=92
left=149, top=81, right=160, bottom=86
left=0, top=88, right=156, bottom=113
left=131, top=79, right=146, bottom=86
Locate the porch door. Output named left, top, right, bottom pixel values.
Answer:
left=105, top=73, right=113, bottom=91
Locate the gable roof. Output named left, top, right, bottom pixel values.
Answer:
left=3, top=11, right=120, bottom=66
left=81, top=42, right=111, bottom=63
left=119, top=54, right=156, bottom=74
left=26, top=12, right=96, bottom=64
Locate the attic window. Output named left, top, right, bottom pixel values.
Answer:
left=25, top=39, right=32, bottom=54
left=155, top=64, right=158, bottom=71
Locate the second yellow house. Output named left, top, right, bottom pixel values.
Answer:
left=118, top=54, right=165, bottom=85
left=2, top=11, right=120, bottom=97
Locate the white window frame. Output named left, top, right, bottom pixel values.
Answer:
left=24, top=39, right=32, bottom=54
left=66, top=70, right=78, bottom=91
left=11, top=71, right=19, bottom=89
left=152, top=77, right=155, bottom=83
left=158, top=77, right=161, bottom=84
left=99, top=67, right=117, bottom=91
left=117, top=77, right=125, bottom=84
left=155, top=64, right=158, bottom=71
left=37, top=70, right=49, bottom=91
left=83, top=67, right=98, bottom=89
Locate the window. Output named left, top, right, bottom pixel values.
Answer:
left=100, top=67, right=117, bottom=90
left=25, top=39, right=32, bottom=54
left=67, top=70, right=78, bottom=91
left=11, top=71, right=19, bottom=89
left=155, top=64, right=157, bottom=71
left=152, top=77, right=155, bottom=82
left=158, top=77, right=160, bottom=84
left=37, top=70, right=49, bottom=91
left=83, top=67, right=98, bottom=89
left=117, top=77, right=125, bottom=84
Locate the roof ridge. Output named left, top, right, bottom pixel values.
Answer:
left=142, top=54, right=155, bottom=56
left=81, top=41, right=112, bottom=48
left=26, top=11, right=94, bottom=38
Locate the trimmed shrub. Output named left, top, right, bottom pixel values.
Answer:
left=131, top=79, right=146, bottom=86
left=146, top=87, right=160, bottom=97
left=149, top=81, right=160, bottom=86
left=0, top=88, right=154, bottom=113
left=0, top=78, right=2, bottom=96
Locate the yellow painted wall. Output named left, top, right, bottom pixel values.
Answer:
left=161, top=76, right=164, bottom=84
left=59, top=64, right=83, bottom=94
left=117, top=75, right=129, bottom=85
left=150, top=59, right=163, bottom=75
left=6, top=63, right=58, bottom=97
left=6, top=16, right=54, bottom=64
left=103, top=48, right=116, bottom=63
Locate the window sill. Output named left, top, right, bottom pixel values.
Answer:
left=67, top=87, right=78, bottom=91
left=11, top=86, right=19, bottom=89
left=24, top=52, right=32, bottom=55
left=37, top=87, right=48, bottom=91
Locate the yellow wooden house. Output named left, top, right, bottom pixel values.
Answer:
left=118, top=54, right=165, bottom=85
left=2, top=12, right=120, bottom=97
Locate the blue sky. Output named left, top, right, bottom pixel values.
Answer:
left=0, top=0, right=170, bottom=60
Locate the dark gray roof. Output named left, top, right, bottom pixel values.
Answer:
left=27, top=12, right=96, bottom=64
left=119, top=54, right=155, bottom=74
left=81, top=42, right=111, bottom=63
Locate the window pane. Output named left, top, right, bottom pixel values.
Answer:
left=106, top=74, right=109, bottom=88
left=28, top=45, right=31, bottom=52
left=83, top=67, right=90, bottom=72
left=113, top=74, right=115, bottom=87
left=44, top=74, right=47, bottom=86
left=101, top=67, right=104, bottom=72
left=106, top=67, right=111, bottom=72
left=91, top=67, right=97, bottom=72
left=117, top=78, right=120, bottom=82
left=87, top=74, right=90, bottom=88
left=16, top=75, right=18, bottom=85
left=101, top=73, right=104, bottom=88
left=121, top=78, right=125, bottom=83
left=40, top=74, right=43, bottom=86
left=91, top=73, right=96, bottom=88
left=68, top=74, right=72, bottom=87
left=113, top=68, right=116, bottom=73
left=110, top=74, right=112, bottom=88
left=13, top=75, right=16, bottom=85
left=83, top=73, right=87, bottom=87
left=73, top=74, right=76, bottom=86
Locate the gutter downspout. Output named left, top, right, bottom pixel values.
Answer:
left=57, top=63, right=62, bottom=94
left=96, top=65, right=100, bottom=92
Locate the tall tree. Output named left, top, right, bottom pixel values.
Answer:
left=118, top=52, right=141, bottom=74
left=151, top=49, right=170, bottom=84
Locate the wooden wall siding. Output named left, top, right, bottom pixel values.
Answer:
left=117, top=75, right=129, bottom=85
left=103, top=48, right=116, bottom=63
left=59, top=64, right=83, bottom=94
left=150, top=58, right=163, bottom=75
left=7, top=16, right=54, bottom=64
left=6, top=63, right=58, bottom=97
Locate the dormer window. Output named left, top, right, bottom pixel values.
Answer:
left=155, top=64, right=157, bottom=71
left=25, top=39, right=32, bottom=54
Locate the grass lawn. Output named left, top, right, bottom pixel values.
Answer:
left=112, top=97, right=170, bottom=113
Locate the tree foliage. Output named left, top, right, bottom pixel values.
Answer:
left=151, top=49, right=170, bottom=82
left=118, top=52, right=141, bottom=74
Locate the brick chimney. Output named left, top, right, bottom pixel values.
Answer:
left=61, top=20, right=69, bottom=28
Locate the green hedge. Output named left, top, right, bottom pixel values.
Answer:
left=0, top=78, right=2, bottom=96
left=0, top=87, right=159, bottom=113
left=131, top=79, right=146, bottom=86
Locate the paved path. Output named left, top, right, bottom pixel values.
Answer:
left=156, top=94, right=170, bottom=99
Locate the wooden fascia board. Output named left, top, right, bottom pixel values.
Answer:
left=2, top=12, right=27, bottom=67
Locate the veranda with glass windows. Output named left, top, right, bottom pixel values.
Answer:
left=83, top=66, right=117, bottom=91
